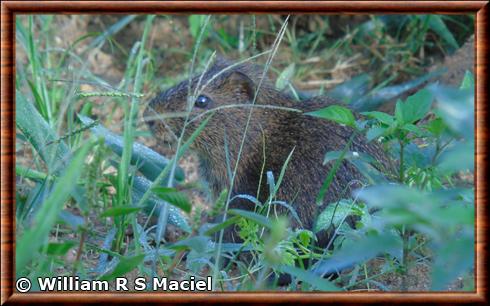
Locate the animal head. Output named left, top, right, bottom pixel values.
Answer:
left=144, top=57, right=270, bottom=152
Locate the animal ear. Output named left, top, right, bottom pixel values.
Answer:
left=224, top=71, right=256, bottom=101
left=212, top=56, right=231, bottom=70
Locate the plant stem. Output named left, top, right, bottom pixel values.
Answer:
left=399, top=140, right=409, bottom=291
left=72, top=228, right=87, bottom=276
left=399, top=140, right=405, bottom=183
left=401, top=226, right=410, bottom=291
left=115, top=15, right=154, bottom=252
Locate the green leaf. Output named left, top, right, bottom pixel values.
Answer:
left=100, top=254, right=145, bottom=281
left=314, top=199, right=354, bottom=232
left=229, top=209, right=272, bottom=229
left=59, top=210, right=85, bottom=230
left=101, top=206, right=142, bottom=218
left=424, top=117, right=446, bottom=136
left=427, top=15, right=459, bottom=51
left=361, top=111, right=394, bottom=126
left=312, top=234, right=402, bottom=277
left=189, top=15, right=209, bottom=39
left=216, top=28, right=238, bottom=48
left=16, top=91, right=70, bottom=173
left=204, top=216, right=241, bottom=236
left=26, top=79, right=47, bottom=119
left=46, top=241, right=77, bottom=256
left=152, top=187, right=192, bottom=214
left=428, top=85, right=473, bottom=139
left=16, top=164, right=48, bottom=181
left=431, top=236, right=474, bottom=290
left=306, top=105, right=356, bottom=129
left=460, top=70, right=474, bottom=90
left=275, top=63, right=295, bottom=90
left=296, top=229, right=314, bottom=247
left=402, top=123, right=424, bottom=137
left=323, top=150, right=375, bottom=165
left=278, top=265, right=338, bottom=291
left=438, top=140, right=474, bottom=173
left=170, top=236, right=211, bottom=253
left=394, top=99, right=404, bottom=124
left=323, top=150, right=387, bottom=185
left=348, top=158, right=387, bottom=185
left=355, top=184, right=428, bottom=210
left=396, top=89, right=433, bottom=124
left=429, top=203, right=474, bottom=227
left=405, top=88, right=433, bottom=122
left=355, top=184, right=474, bottom=239
left=132, top=175, right=191, bottom=232
left=366, top=126, right=386, bottom=142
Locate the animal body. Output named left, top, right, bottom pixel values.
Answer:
left=145, top=58, right=392, bottom=245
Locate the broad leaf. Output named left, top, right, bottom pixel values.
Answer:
left=306, top=105, right=356, bottom=129
left=229, top=209, right=272, bottom=229
left=152, top=187, right=192, bottom=214
left=100, top=254, right=146, bottom=281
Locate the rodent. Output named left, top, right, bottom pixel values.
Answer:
left=144, top=57, right=393, bottom=246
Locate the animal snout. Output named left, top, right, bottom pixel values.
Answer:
left=146, top=117, right=156, bottom=131
left=144, top=101, right=158, bottom=131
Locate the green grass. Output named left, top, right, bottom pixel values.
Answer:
left=15, top=14, right=474, bottom=292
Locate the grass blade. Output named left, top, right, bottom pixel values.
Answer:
left=16, top=90, right=70, bottom=173
left=16, top=140, right=95, bottom=274
left=316, top=133, right=356, bottom=205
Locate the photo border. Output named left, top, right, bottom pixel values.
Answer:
left=1, top=1, right=488, bottom=304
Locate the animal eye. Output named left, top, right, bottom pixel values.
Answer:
left=195, top=95, right=211, bottom=108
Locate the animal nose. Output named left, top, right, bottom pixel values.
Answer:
left=147, top=119, right=155, bottom=131
left=144, top=104, right=156, bottom=131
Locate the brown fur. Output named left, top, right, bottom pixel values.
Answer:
left=144, top=58, right=393, bottom=245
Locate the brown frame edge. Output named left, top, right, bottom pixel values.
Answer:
left=1, top=0, right=488, bottom=304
